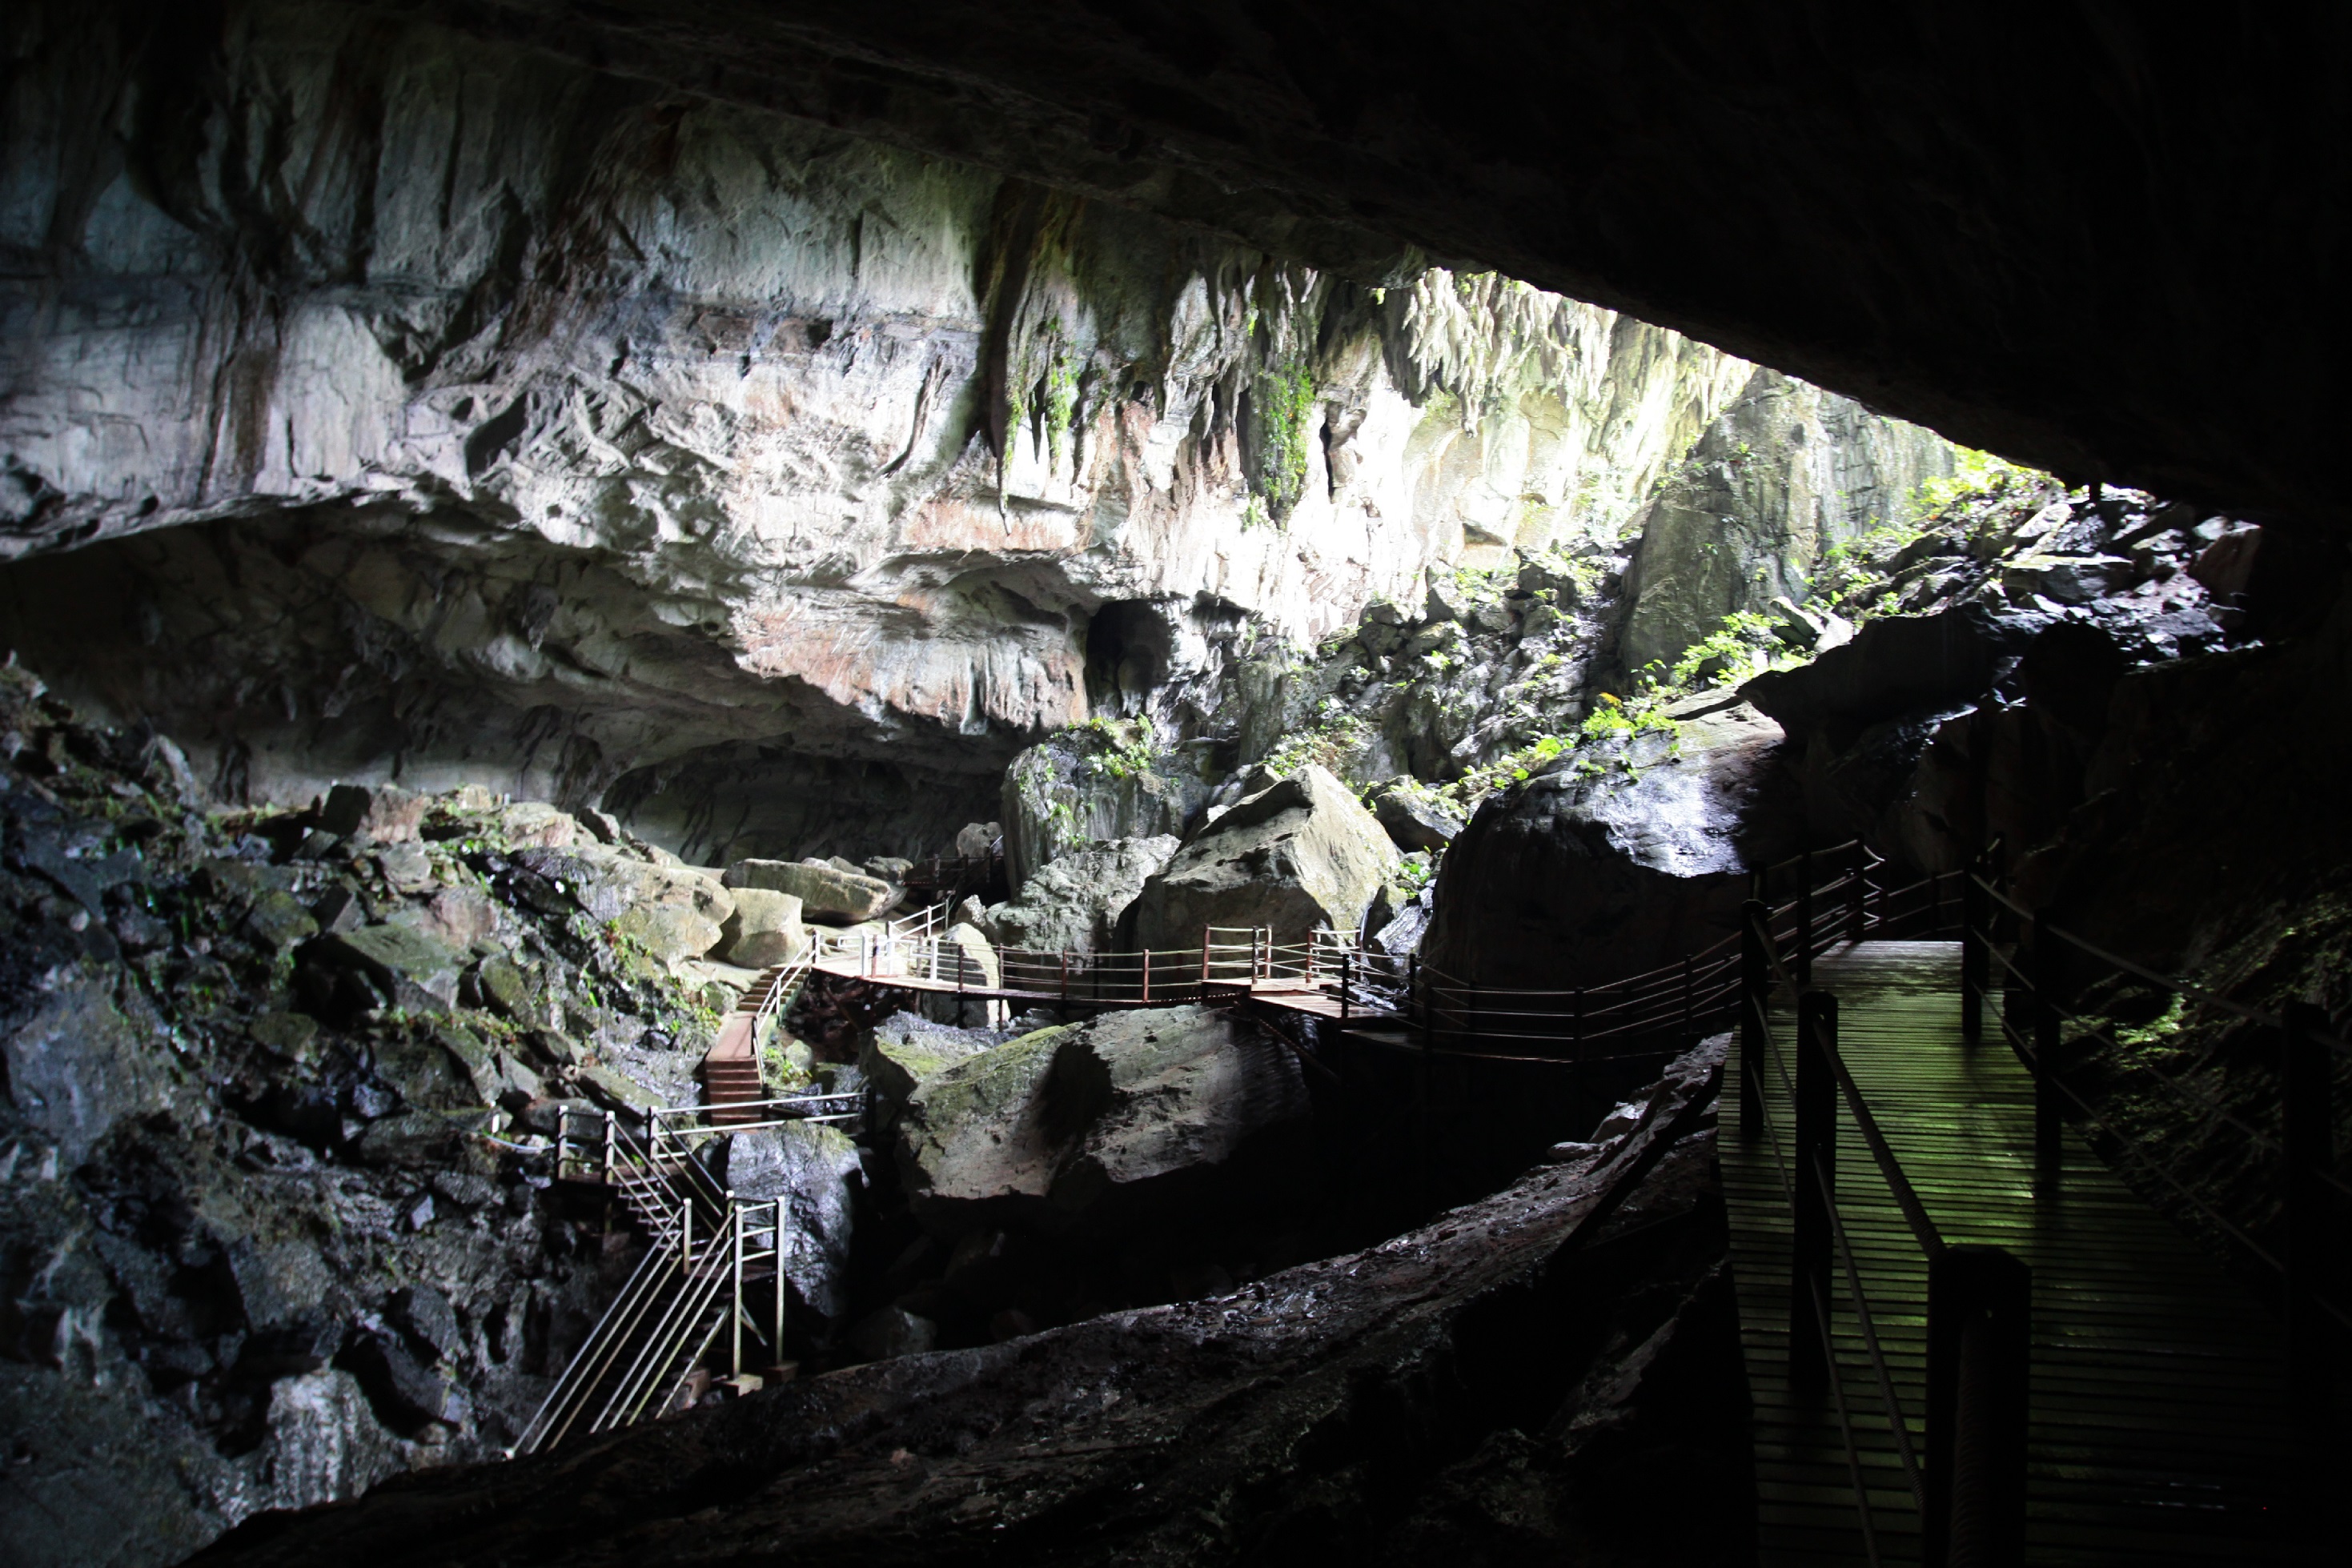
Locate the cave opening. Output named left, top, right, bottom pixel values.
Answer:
left=0, top=5, right=2348, bottom=1565
left=1081, top=600, right=1173, bottom=719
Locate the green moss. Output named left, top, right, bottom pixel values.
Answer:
left=1249, top=362, right=1318, bottom=524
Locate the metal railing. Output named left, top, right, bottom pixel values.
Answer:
left=1961, top=852, right=2350, bottom=1423
left=519, top=1108, right=793, bottom=1455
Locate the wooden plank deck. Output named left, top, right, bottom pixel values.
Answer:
left=1721, top=940, right=2319, bottom=1566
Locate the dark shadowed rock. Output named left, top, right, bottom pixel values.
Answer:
left=893, top=1005, right=1309, bottom=1237
left=186, top=1040, right=1731, bottom=1568
left=1740, top=604, right=2043, bottom=749
left=1423, top=695, right=1800, bottom=989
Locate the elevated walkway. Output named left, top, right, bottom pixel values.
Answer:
left=1725, top=938, right=2330, bottom=1563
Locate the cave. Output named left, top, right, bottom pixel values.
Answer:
left=2, top=4, right=2348, bottom=1566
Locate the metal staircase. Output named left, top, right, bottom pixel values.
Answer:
left=513, top=1089, right=859, bottom=1457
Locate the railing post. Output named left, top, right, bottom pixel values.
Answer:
left=1961, top=860, right=1987, bottom=1041
left=1796, top=846, right=1815, bottom=985
left=1740, top=900, right=1768, bottom=1141
left=1925, top=1245, right=2030, bottom=1567
left=682, top=1202, right=693, bottom=1271
left=603, top=1111, right=616, bottom=1187
left=2029, top=916, right=2063, bottom=1169
left=2282, top=1001, right=2333, bottom=1429
left=728, top=1189, right=743, bottom=1376
left=1141, top=948, right=1151, bottom=1004
left=1199, top=925, right=1211, bottom=995
left=771, top=1198, right=786, bottom=1363
left=1341, top=950, right=1352, bottom=1021
left=1790, top=989, right=1838, bottom=1391
left=1846, top=840, right=1868, bottom=944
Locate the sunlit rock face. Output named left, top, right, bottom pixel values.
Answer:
left=1615, top=369, right=1957, bottom=676
left=0, top=1, right=1745, bottom=859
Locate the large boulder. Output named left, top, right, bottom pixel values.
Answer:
left=892, top=1005, right=1308, bottom=1236
left=319, top=783, right=426, bottom=843
left=514, top=843, right=737, bottom=932
left=612, top=903, right=724, bottom=965
left=721, top=888, right=807, bottom=968
left=720, top=1122, right=862, bottom=1321
left=983, top=835, right=1178, bottom=952
left=1422, top=692, right=1803, bottom=989
left=1740, top=602, right=2043, bottom=752
left=859, top=1013, right=1010, bottom=1120
left=722, top=859, right=895, bottom=924
left=1128, top=766, right=1398, bottom=950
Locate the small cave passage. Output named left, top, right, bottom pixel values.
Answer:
left=1082, top=601, right=1173, bottom=717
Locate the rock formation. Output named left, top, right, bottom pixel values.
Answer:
left=1423, top=692, right=1801, bottom=989
left=1129, top=766, right=1399, bottom=949
left=1615, top=368, right=1957, bottom=676
left=185, top=1038, right=1736, bottom=1568
left=0, top=668, right=743, bottom=1564
left=0, top=0, right=1754, bottom=868
left=982, top=835, right=1177, bottom=952
left=891, top=1005, right=1308, bottom=1236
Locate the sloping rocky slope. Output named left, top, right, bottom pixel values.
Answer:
left=0, top=668, right=774, bottom=1564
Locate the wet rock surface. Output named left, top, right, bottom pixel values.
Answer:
left=1425, top=692, right=1801, bottom=988
left=191, top=1040, right=1735, bottom=1568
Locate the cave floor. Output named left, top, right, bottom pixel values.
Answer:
left=1723, top=941, right=2325, bottom=1566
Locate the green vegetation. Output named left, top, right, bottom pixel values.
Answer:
left=1913, top=447, right=2039, bottom=518
left=1250, top=361, right=1318, bottom=524
left=1262, top=701, right=1373, bottom=780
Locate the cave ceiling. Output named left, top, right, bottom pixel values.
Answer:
left=400, top=0, right=2352, bottom=529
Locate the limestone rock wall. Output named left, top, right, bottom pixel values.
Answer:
left=1615, top=369, right=1957, bottom=676
left=0, top=1, right=1746, bottom=860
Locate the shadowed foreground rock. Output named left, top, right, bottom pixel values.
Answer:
left=193, top=1040, right=1739, bottom=1567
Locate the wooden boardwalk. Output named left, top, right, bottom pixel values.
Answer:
left=1722, top=940, right=2319, bottom=1565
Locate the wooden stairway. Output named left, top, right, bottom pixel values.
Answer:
left=700, top=959, right=807, bottom=1125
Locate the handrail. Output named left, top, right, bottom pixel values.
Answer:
left=1736, top=884, right=2013, bottom=1557
left=1965, top=869, right=2352, bottom=1348
left=1971, top=873, right=2352, bottom=1056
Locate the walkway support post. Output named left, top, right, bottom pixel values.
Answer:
left=2282, top=1000, right=2333, bottom=1428
left=1796, top=846, right=1815, bottom=985
left=1739, top=900, right=1768, bottom=1141
left=1925, top=1245, right=2030, bottom=1568
left=2029, top=917, right=2062, bottom=1167
left=1790, top=989, right=1838, bottom=1390
left=1846, top=841, right=1868, bottom=944
left=1961, top=858, right=1987, bottom=1041
left=1340, top=950, right=1352, bottom=1022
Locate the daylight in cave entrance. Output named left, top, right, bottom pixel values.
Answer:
left=3, top=4, right=2349, bottom=1565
